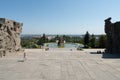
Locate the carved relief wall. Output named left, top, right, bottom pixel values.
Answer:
left=105, top=17, right=120, bottom=53
left=0, top=18, right=22, bottom=52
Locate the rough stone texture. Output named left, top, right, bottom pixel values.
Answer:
left=0, top=18, right=22, bottom=52
left=105, top=17, right=120, bottom=53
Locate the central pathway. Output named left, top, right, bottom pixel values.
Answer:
left=0, top=48, right=120, bottom=80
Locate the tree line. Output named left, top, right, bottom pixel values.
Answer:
left=21, top=32, right=107, bottom=48
left=83, top=31, right=107, bottom=48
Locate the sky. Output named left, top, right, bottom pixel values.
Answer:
left=0, top=0, right=120, bottom=35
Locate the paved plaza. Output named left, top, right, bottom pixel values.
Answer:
left=0, top=48, right=120, bottom=80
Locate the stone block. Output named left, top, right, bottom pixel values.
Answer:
left=0, top=18, right=22, bottom=52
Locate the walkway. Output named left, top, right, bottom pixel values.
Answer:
left=0, top=49, right=120, bottom=80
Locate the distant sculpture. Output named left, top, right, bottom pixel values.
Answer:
left=57, top=36, right=65, bottom=47
left=105, top=17, right=120, bottom=53
left=0, top=18, right=23, bottom=52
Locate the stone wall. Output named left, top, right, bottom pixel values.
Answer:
left=105, top=17, right=120, bottom=53
left=0, top=18, right=22, bottom=52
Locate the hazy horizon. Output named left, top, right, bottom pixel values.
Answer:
left=21, top=33, right=105, bottom=36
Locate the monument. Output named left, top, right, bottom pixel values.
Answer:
left=57, top=36, right=65, bottom=48
left=0, top=18, right=23, bottom=53
left=105, top=17, right=120, bottom=53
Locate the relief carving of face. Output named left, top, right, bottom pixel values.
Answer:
left=14, top=22, right=22, bottom=34
left=0, top=24, right=4, bottom=31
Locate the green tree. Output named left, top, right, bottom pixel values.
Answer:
left=37, top=34, right=48, bottom=45
left=99, top=35, right=107, bottom=48
left=56, top=35, right=59, bottom=40
left=90, top=34, right=96, bottom=48
left=49, top=35, right=60, bottom=42
left=84, top=31, right=90, bottom=48
left=63, top=35, right=71, bottom=42
left=32, top=44, right=40, bottom=48
left=95, top=39, right=99, bottom=48
left=42, top=33, right=48, bottom=43
left=21, top=38, right=40, bottom=48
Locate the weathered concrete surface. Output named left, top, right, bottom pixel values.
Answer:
left=0, top=48, right=120, bottom=80
left=0, top=18, right=22, bottom=52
